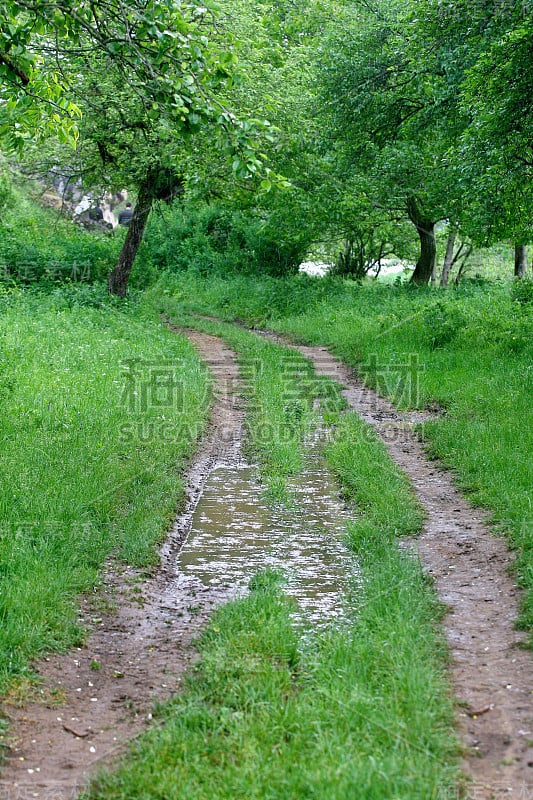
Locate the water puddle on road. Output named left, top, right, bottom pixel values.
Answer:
left=175, top=434, right=359, bottom=629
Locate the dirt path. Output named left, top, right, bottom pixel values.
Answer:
left=0, top=331, right=243, bottom=800
left=279, top=338, right=533, bottom=800
left=3, top=324, right=533, bottom=800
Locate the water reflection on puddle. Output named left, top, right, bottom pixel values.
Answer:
left=176, top=451, right=359, bottom=628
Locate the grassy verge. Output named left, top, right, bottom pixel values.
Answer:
left=84, top=568, right=457, bottom=800
left=149, top=273, right=533, bottom=631
left=0, top=287, right=209, bottom=689
left=0, top=190, right=120, bottom=287
left=82, top=312, right=459, bottom=800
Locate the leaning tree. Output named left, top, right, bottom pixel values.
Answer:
left=0, top=0, right=276, bottom=295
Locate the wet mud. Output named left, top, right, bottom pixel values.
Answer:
left=177, top=456, right=357, bottom=630
left=0, top=329, right=356, bottom=799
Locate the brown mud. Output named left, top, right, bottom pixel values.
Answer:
left=0, top=331, right=244, bottom=800
left=272, top=335, right=533, bottom=800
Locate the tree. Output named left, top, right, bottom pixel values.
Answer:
left=311, top=1, right=463, bottom=285
left=515, top=245, right=529, bottom=279
left=2, top=0, right=277, bottom=295
left=0, top=1, right=82, bottom=150
left=459, top=13, right=533, bottom=253
left=439, top=227, right=473, bottom=288
left=408, top=0, right=533, bottom=272
left=172, top=0, right=336, bottom=271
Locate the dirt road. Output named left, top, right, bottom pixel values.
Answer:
left=2, top=326, right=533, bottom=800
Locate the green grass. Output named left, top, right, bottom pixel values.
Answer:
left=80, top=302, right=458, bottom=799
left=83, top=570, right=457, bottom=800
left=0, top=287, right=209, bottom=689
left=150, top=272, right=533, bottom=632
left=0, top=190, right=120, bottom=287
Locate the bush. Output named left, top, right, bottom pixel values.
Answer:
left=140, top=201, right=309, bottom=277
left=423, top=298, right=468, bottom=349
left=0, top=191, right=120, bottom=287
left=511, top=277, right=533, bottom=305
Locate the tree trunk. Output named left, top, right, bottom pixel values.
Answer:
left=108, top=176, right=155, bottom=297
left=440, top=229, right=456, bottom=287
left=514, top=243, right=528, bottom=278
left=430, top=259, right=438, bottom=287
left=407, top=197, right=436, bottom=285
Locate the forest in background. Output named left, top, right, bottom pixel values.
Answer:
left=1, top=4, right=533, bottom=797
left=0, top=0, right=533, bottom=291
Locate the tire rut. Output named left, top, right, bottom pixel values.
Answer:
left=4, top=323, right=532, bottom=800
left=0, top=330, right=244, bottom=800
left=281, top=338, right=533, bottom=800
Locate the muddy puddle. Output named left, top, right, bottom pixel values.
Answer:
left=0, top=329, right=355, bottom=800
left=175, top=446, right=358, bottom=629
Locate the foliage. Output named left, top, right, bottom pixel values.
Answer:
left=2, top=0, right=284, bottom=296
left=437, top=1, right=533, bottom=244
left=141, top=201, right=308, bottom=277
left=311, top=2, right=458, bottom=284
left=0, top=0, right=82, bottom=150
left=0, top=190, right=120, bottom=286
left=4, top=0, right=533, bottom=283
left=301, top=0, right=533, bottom=273
left=0, top=165, right=14, bottom=213
left=0, top=1, right=239, bottom=152
left=511, top=277, right=533, bottom=306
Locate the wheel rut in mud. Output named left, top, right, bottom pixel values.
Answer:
left=272, top=335, right=533, bottom=800
left=0, top=331, right=244, bottom=800
left=3, top=325, right=532, bottom=800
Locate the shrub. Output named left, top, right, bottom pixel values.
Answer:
left=140, top=201, right=309, bottom=277
left=423, top=298, right=468, bottom=349
left=511, top=277, right=533, bottom=305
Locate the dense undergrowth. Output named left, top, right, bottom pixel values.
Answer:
left=0, top=189, right=156, bottom=291
left=0, top=288, right=209, bottom=689
left=139, top=201, right=308, bottom=278
left=84, top=316, right=457, bottom=800
left=0, top=192, right=118, bottom=286
left=150, top=271, right=533, bottom=630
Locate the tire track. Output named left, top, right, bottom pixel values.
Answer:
left=0, top=331, right=244, bottom=800
left=283, top=338, right=533, bottom=799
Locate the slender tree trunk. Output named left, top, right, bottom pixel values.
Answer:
left=514, top=243, right=528, bottom=278
left=430, top=259, right=438, bottom=287
left=453, top=244, right=472, bottom=285
left=407, top=197, right=436, bottom=285
left=108, top=176, right=155, bottom=297
left=440, top=229, right=456, bottom=287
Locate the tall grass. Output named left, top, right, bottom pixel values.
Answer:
left=0, top=288, right=209, bottom=688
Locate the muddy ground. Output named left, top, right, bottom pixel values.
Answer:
left=2, top=325, right=533, bottom=800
